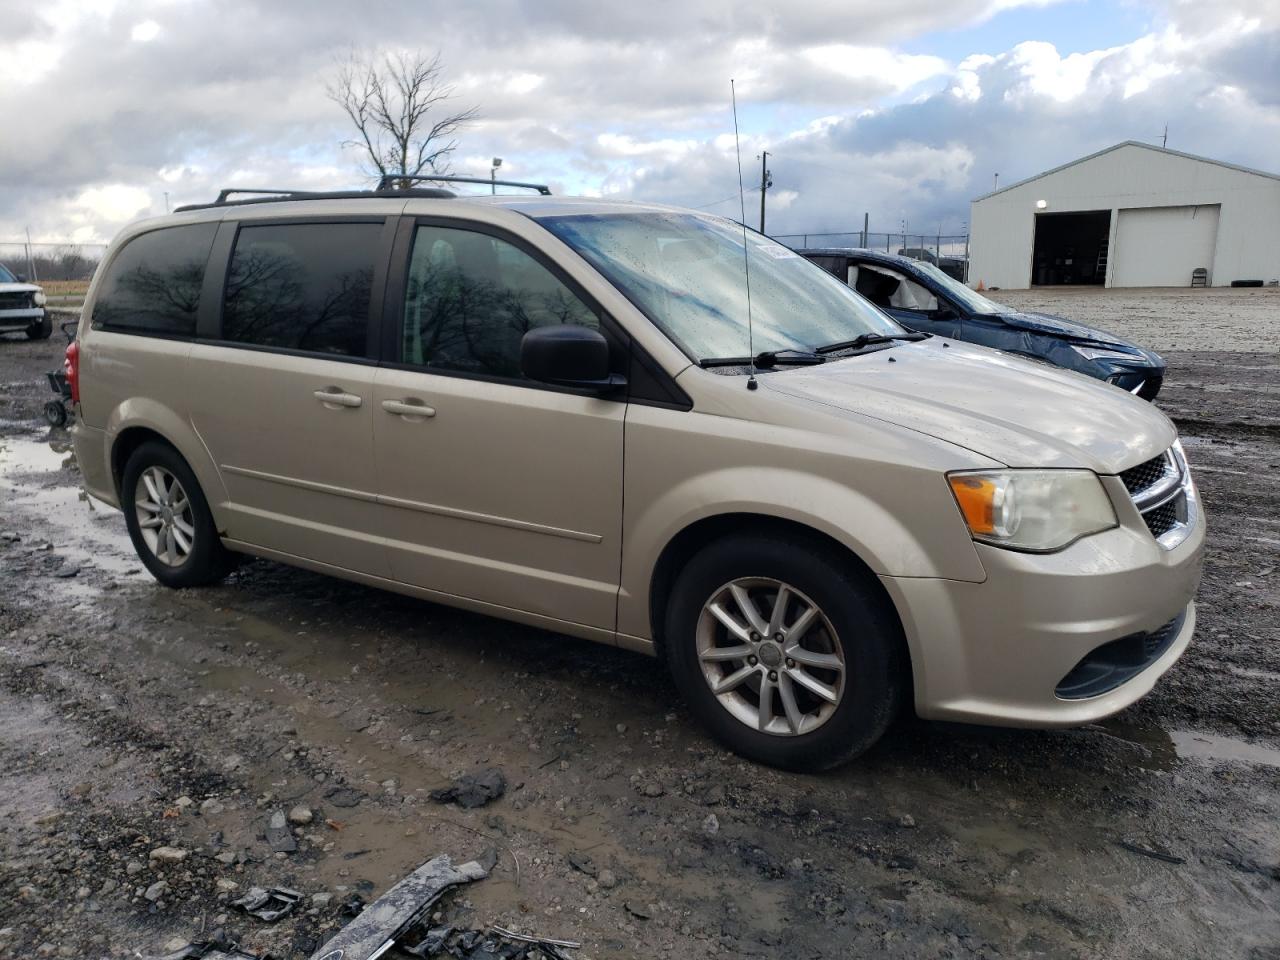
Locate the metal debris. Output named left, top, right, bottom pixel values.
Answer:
left=153, top=928, right=271, bottom=959
left=308, top=851, right=497, bottom=960
left=230, top=885, right=303, bottom=922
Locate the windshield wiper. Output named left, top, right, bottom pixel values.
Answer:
left=815, top=331, right=931, bottom=355
left=699, top=349, right=827, bottom=369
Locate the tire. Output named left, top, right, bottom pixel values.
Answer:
left=121, top=440, right=233, bottom=588
left=26, top=315, right=52, bottom=340
left=43, top=400, right=68, bottom=428
left=664, top=534, right=906, bottom=772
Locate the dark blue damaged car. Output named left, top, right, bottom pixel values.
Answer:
left=799, top=248, right=1166, bottom=400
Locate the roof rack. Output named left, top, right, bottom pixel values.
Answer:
left=215, top=188, right=322, bottom=203
left=375, top=174, right=552, bottom=195
left=173, top=175, right=552, bottom=214
left=174, top=186, right=458, bottom=213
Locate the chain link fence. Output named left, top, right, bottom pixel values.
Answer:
left=772, top=231, right=971, bottom=280
left=0, top=241, right=107, bottom=283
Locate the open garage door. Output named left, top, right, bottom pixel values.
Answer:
left=1031, top=210, right=1111, bottom=286
left=1112, top=205, right=1220, bottom=287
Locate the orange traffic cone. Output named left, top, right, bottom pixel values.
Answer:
left=975, top=279, right=986, bottom=291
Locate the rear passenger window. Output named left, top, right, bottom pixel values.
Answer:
left=222, top=222, right=380, bottom=357
left=92, top=223, right=217, bottom=335
left=402, top=225, right=599, bottom=380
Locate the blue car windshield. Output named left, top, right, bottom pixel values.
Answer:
left=912, top=261, right=1008, bottom=315
left=539, top=212, right=901, bottom=362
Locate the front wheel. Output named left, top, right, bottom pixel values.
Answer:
left=664, top=535, right=906, bottom=771
left=121, top=441, right=233, bottom=588
left=26, top=315, right=52, bottom=340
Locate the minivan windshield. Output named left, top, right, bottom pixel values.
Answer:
left=912, top=261, right=1009, bottom=315
left=0, top=264, right=16, bottom=283
left=540, top=212, right=901, bottom=363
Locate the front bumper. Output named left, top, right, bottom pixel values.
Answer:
left=1106, top=366, right=1164, bottom=401
left=0, top=307, right=45, bottom=331
left=881, top=483, right=1204, bottom=727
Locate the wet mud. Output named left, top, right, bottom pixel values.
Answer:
left=0, top=324, right=1277, bottom=959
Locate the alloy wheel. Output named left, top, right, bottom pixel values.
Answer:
left=134, top=466, right=195, bottom=566
left=695, top=577, right=846, bottom=736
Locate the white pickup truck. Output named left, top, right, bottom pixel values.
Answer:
left=0, top=262, right=50, bottom=339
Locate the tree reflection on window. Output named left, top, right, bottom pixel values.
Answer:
left=403, top=227, right=598, bottom=379
left=93, top=223, right=217, bottom=335
left=222, top=224, right=378, bottom=357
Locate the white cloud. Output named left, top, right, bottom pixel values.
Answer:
left=131, top=19, right=162, bottom=42
left=802, top=46, right=948, bottom=90
left=0, top=0, right=1274, bottom=244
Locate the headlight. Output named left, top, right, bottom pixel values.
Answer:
left=32, top=290, right=47, bottom=306
left=947, top=469, right=1117, bottom=552
left=1070, top=344, right=1140, bottom=363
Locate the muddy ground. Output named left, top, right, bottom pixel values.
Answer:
left=0, top=302, right=1277, bottom=960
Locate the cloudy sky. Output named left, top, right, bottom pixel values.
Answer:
left=1, top=0, right=1276, bottom=247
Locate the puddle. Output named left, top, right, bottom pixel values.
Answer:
left=1170, top=731, right=1280, bottom=770
left=0, top=430, right=143, bottom=578
left=1099, top=719, right=1280, bottom=770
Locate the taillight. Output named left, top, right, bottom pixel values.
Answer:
left=64, top=341, right=80, bottom=404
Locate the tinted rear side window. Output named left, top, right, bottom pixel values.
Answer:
left=92, top=223, right=217, bottom=335
left=222, top=222, right=380, bottom=357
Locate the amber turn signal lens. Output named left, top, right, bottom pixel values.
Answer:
left=949, top=475, right=998, bottom=535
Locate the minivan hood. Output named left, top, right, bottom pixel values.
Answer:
left=763, top=338, right=1174, bottom=472
left=0, top=282, right=41, bottom=294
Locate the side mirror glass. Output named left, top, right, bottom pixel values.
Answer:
left=521, top=325, right=626, bottom=393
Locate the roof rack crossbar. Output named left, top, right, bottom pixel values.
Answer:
left=214, top=188, right=323, bottom=203
left=374, top=174, right=552, bottom=195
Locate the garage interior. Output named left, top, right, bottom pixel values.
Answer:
left=1031, top=210, right=1111, bottom=285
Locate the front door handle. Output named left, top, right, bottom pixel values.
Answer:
left=313, top=388, right=363, bottom=409
left=381, top=398, right=436, bottom=420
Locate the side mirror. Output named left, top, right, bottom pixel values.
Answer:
left=16, top=274, right=28, bottom=283
left=521, top=325, right=626, bottom=393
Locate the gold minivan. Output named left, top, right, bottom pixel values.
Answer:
left=68, top=182, right=1204, bottom=770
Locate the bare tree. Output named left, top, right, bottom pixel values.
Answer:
left=328, top=50, right=479, bottom=188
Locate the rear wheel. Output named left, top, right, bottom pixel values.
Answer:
left=121, top=441, right=233, bottom=587
left=43, top=400, right=68, bottom=427
left=665, top=534, right=905, bottom=771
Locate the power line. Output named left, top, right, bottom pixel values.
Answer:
left=693, top=186, right=760, bottom=210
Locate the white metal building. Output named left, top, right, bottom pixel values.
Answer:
left=968, top=141, right=1280, bottom=289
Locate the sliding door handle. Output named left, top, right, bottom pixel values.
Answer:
left=314, top=388, right=363, bottom=409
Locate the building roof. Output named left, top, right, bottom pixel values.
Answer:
left=973, top=140, right=1280, bottom=203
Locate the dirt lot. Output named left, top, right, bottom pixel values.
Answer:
left=1, top=294, right=1278, bottom=960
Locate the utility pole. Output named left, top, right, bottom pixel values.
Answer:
left=1161, top=124, right=1168, bottom=148
left=993, top=172, right=999, bottom=190
left=758, top=151, right=771, bottom=234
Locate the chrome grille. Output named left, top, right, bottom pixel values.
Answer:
left=1123, top=445, right=1197, bottom=550
left=1120, top=454, right=1172, bottom=495
left=1142, top=500, right=1180, bottom=539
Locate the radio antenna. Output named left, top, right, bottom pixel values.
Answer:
left=730, top=79, right=758, bottom=391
